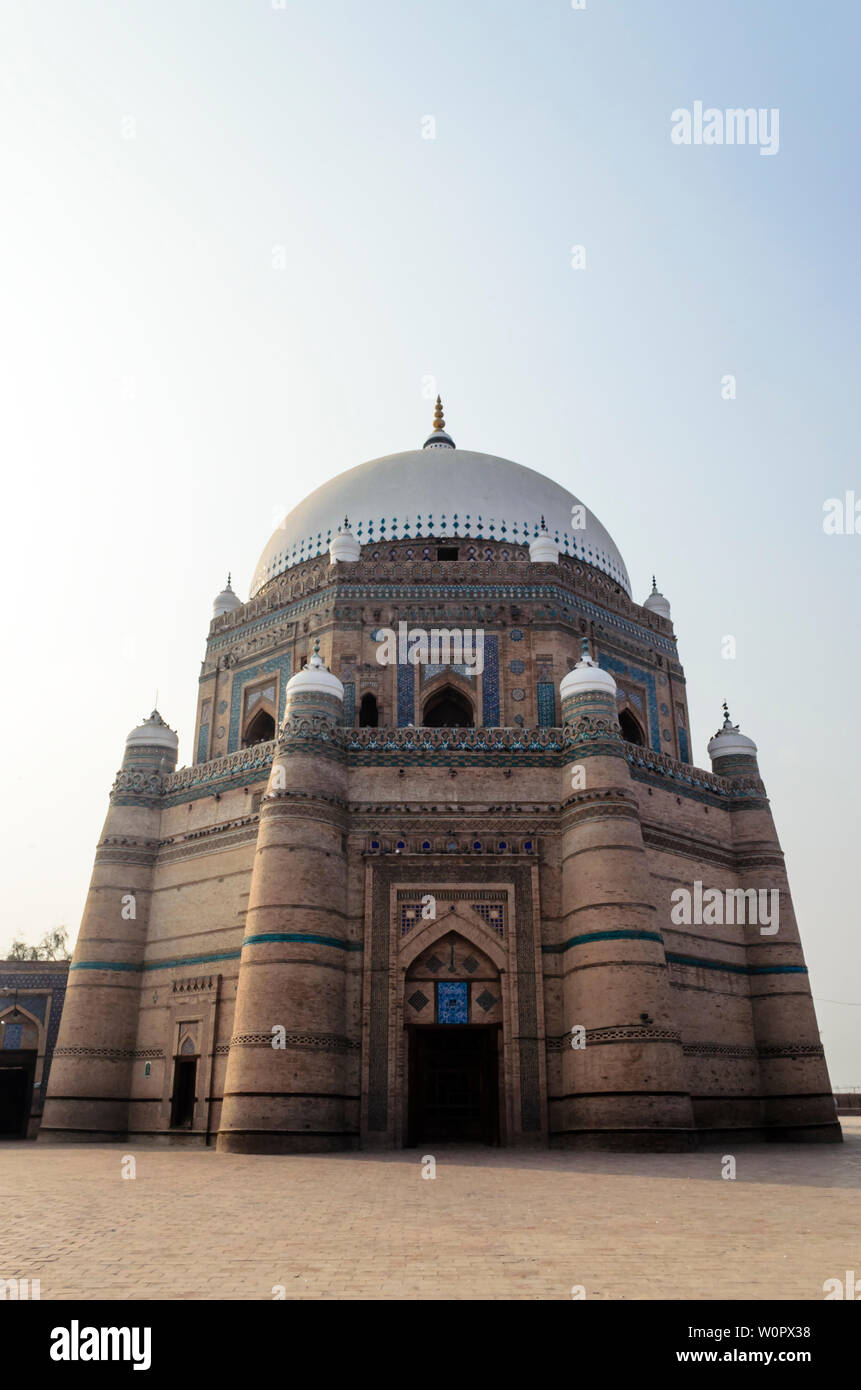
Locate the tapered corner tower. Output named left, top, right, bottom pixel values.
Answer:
left=217, top=644, right=357, bottom=1152
left=705, top=709, right=840, bottom=1142
left=40, top=713, right=178, bottom=1141
left=555, top=642, right=697, bottom=1149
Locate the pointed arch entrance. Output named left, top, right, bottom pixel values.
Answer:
left=405, top=931, right=501, bottom=1144
left=361, top=865, right=547, bottom=1151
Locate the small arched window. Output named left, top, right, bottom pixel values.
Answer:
left=422, top=687, right=474, bottom=728
left=619, top=708, right=646, bottom=746
left=243, top=707, right=275, bottom=746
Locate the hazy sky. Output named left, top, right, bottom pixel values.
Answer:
left=2, top=1, right=858, bottom=1080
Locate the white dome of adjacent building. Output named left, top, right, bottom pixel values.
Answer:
left=250, top=404, right=630, bottom=598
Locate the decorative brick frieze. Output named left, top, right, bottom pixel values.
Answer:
left=229, top=1031, right=359, bottom=1053
left=172, top=976, right=217, bottom=993
left=547, top=1024, right=682, bottom=1050
left=53, top=1046, right=165, bottom=1061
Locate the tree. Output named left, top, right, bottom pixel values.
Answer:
left=6, top=927, right=71, bottom=961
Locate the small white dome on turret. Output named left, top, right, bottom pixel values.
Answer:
left=125, top=709, right=179, bottom=753
left=284, top=640, right=345, bottom=701
left=707, top=704, right=758, bottom=762
left=643, top=576, right=671, bottom=620
left=213, top=574, right=242, bottom=619
left=560, top=640, right=617, bottom=701
left=329, top=518, right=361, bottom=564
left=529, top=516, right=559, bottom=563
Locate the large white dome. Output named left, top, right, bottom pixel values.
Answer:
left=250, top=446, right=630, bottom=598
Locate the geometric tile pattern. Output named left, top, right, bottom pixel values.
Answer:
left=437, top=981, right=468, bottom=1024
left=472, top=904, right=505, bottom=937
left=397, top=661, right=414, bottom=727
left=481, top=635, right=500, bottom=725
left=399, top=903, right=424, bottom=937
left=536, top=681, right=556, bottom=727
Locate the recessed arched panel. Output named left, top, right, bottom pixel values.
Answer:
left=359, top=692, right=379, bottom=727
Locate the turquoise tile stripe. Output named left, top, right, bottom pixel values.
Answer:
left=72, top=942, right=801, bottom=974
left=541, top=933, right=809, bottom=977
left=667, top=953, right=807, bottom=976
left=242, top=932, right=363, bottom=952
left=71, top=950, right=243, bottom=973
left=543, top=929, right=664, bottom=954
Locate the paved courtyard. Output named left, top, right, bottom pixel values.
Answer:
left=2, top=1121, right=859, bottom=1300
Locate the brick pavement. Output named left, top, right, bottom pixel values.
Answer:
left=2, top=1120, right=859, bottom=1300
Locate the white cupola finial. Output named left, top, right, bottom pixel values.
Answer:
left=707, top=701, right=758, bottom=764
left=213, top=572, right=242, bottom=618
left=125, top=708, right=179, bottom=753
left=559, top=637, right=617, bottom=701
left=643, top=574, right=671, bottom=620
left=529, top=514, right=558, bottom=563
left=283, top=639, right=345, bottom=701
left=329, top=516, right=361, bottom=564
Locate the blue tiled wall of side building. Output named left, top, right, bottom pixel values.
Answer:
left=0, top=970, right=68, bottom=1112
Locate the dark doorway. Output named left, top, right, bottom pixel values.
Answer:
left=619, top=708, right=645, bottom=746
left=359, top=692, right=379, bottom=727
left=422, top=687, right=474, bottom=728
left=408, top=1027, right=499, bottom=1144
left=0, top=1052, right=36, bottom=1137
left=170, top=1057, right=197, bottom=1128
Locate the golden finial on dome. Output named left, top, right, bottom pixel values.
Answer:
left=432, top=395, right=445, bottom=432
